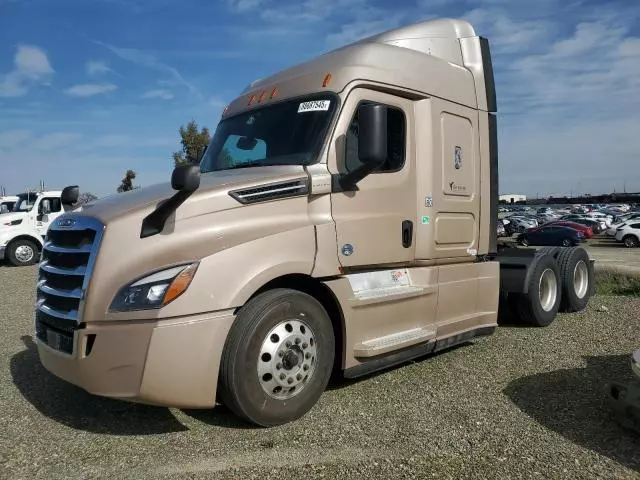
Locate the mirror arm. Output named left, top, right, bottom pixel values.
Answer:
left=140, top=190, right=192, bottom=238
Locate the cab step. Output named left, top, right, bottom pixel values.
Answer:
left=353, top=327, right=436, bottom=357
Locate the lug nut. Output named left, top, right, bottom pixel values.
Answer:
left=286, top=341, right=292, bottom=348
left=287, top=377, right=293, bottom=384
left=303, top=364, right=309, bottom=371
left=278, top=351, right=284, bottom=357
left=295, top=338, right=301, bottom=344
left=302, top=342, right=308, bottom=349
left=276, top=363, right=282, bottom=369
left=296, top=373, right=302, bottom=380
left=305, top=352, right=311, bottom=359
left=280, top=373, right=286, bottom=380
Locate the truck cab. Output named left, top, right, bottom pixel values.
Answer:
left=0, top=190, right=65, bottom=266
left=34, top=18, right=594, bottom=427
left=0, top=196, right=18, bottom=214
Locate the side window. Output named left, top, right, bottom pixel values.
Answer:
left=217, top=134, right=267, bottom=169
left=344, top=102, right=406, bottom=173
left=629, top=223, right=640, bottom=229
left=41, top=197, right=61, bottom=213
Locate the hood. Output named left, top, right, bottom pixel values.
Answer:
left=79, top=165, right=308, bottom=224
left=0, top=212, right=26, bottom=226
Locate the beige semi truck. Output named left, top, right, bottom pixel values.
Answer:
left=34, top=18, right=595, bottom=427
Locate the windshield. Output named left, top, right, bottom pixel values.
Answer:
left=12, top=193, right=37, bottom=213
left=199, top=94, right=338, bottom=173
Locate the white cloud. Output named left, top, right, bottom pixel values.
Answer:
left=0, top=45, right=53, bottom=97
left=209, top=97, right=227, bottom=109
left=31, top=132, right=82, bottom=150
left=227, top=0, right=263, bottom=12
left=94, top=41, right=202, bottom=99
left=142, top=89, right=174, bottom=100
left=0, top=129, right=32, bottom=149
left=86, top=60, right=112, bottom=76
left=65, top=83, right=118, bottom=97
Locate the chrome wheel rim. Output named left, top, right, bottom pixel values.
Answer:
left=257, top=319, right=317, bottom=400
left=573, top=260, right=589, bottom=299
left=539, top=268, right=558, bottom=312
left=15, top=245, right=34, bottom=263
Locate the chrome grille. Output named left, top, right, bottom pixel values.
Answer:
left=35, top=215, right=104, bottom=355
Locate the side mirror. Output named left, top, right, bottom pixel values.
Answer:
left=0, top=205, right=7, bottom=214
left=41, top=200, right=51, bottom=215
left=236, top=136, right=258, bottom=151
left=172, top=164, right=200, bottom=193
left=357, top=103, right=388, bottom=166
left=61, top=185, right=79, bottom=205
left=335, top=103, right=388, bottom=190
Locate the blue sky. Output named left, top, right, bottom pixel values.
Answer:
left=0, top=0, right=639, bottom=198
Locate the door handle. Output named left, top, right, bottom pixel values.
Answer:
left=402, top=220, right=413, bottom=248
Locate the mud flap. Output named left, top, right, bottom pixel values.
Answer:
left=606, top=380, right=640, bottom=435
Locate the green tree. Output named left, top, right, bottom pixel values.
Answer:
left=173, top=120, right=210, bottom=166
left=117, top=169, right=136, bottom=193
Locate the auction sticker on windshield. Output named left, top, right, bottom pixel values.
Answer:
left=298, top=100, right=331, bottom=113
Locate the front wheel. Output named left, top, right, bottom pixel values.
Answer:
left=623, top=235, right=639, bottom=248
left=7, top=239, right=39, bottom=266
left=218, top=288, right=335, bottom=427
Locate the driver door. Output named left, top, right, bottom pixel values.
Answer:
left=327, top=88, right=416, bottom=268
left=36, top=197, right=62, bottom=238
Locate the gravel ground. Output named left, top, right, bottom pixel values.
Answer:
left=1, top=263, right=639, bottom=480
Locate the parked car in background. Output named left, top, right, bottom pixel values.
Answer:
left=517, top=225, right=585, bottom=247
left=614, top=222, right=640, bottom=248
left=560, top=214, right=605, bottom=233
left=505, top=215, right=538, bottom=233
left=497, top=220, right=507, bottom=237
left=545, top=220, right=594, bottom=238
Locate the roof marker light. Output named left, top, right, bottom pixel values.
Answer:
left=248, top=94, right=256, bottom=105
left=270, top=87, right=278, bottom=98
left=258, top=90, right=266, bottom=102
left=322, top=73, right=332, bottom=87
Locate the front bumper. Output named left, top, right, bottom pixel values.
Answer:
left=36, top=310, right=236, bottom=408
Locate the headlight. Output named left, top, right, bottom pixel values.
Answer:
left=109, top=262, right=199, bottom=312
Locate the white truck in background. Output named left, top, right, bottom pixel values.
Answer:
left=0, top=190, right=66, bottom=266
left=0, top=196, right=18, bottom=214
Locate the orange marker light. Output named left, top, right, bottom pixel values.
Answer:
left=270, top=87, right=278, bottom=99
left=322, top=73, right=332, bottom=87
left=248, top=94, right=256, bottom=105
left=162, top=263, right=199, bottom=306
left=258, top=90, right=266, bottom=102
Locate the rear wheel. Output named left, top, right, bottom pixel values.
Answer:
left=7, top=239, right=38, bottom=266
left=514, top=254, right=562, bottom=327
left=218, top=288, right=335, bottom=427
left=556, top=247, right=593, bottom=313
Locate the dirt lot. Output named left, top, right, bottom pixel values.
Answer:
left=1, top=264, right=639, bottom=480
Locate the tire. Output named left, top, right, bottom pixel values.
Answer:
left=519, top=237, right=529, bottom=247
left=555, top=247, right=593, bottom=313
left=623, top=235, right=639, bottom=248
left=561, top=238, right=572, bottom=247
left=537, top=247, right=560, bottom=259
left=514, top=254, right=562, bottom=327
left=218, top=288, right=335, bottom=427
left=7, top=239, right=39, bottom=266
